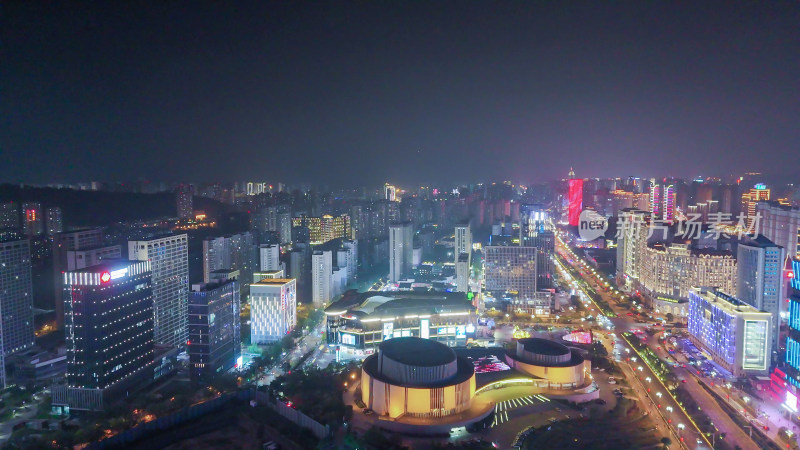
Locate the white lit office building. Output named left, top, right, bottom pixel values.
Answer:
left=250, top=278, right=297, bottom=344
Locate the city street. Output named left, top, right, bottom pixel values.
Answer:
left=555, top=235, right=760, bottom=449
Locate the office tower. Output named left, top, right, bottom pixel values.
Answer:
left=527, top=230, right=555, bottom=290
left=188, top=274, right=241, bottom=378
left=129, top=234, right=189, bottom=349
left=250, top=278, right=297, bottom=344
left=455, top=223, right=472, bottom=265
left=291, top=214, right=351, bottom=244
left=389, top=222, right=413, bottom=283
left=0, top=202, right=19, bottom=230
left=688, top=287, right=771, bottom=376
left=662, top=185, right=675, bottom=221
left=53, top=228, right=109, bottom=329
left=0, top=239, right=35, bottom=355
left=259, top=244, right=280, bottom=271
left=336, top=240, right=358, bottom=284
left=45, top=207, right=63, bottom=238
left=456, top=253, right=469, bottom=293
left=385, top=183, right=397, bottom=202
left=757, top=201, right=800, bottom=258
left=742, top=184, right=770, bottom=228
left=312, top=250, right=333, bottom=307
left=59, top=260, right=154, bottom=410
left=21, top=202, right=43, bottom=237
left=568, top=178, right=583, bottom=227
left=176, top=185, right=193, bottom=219
left=648, top=180, right=662, bottom=219
left=737, top=235, right=784, bottom=354
left=202, top=232, right=255, bottom=287
left=484, top=246, right=537, bottom=298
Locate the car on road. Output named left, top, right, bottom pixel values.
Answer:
left=681, top=379, right=687, bottom=383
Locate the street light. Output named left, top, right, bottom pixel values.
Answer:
left=656, top=392, right=662, bottom=398
left=666, top=406, right=673, bottom=413
left=645, top=377, right=651, bottom=383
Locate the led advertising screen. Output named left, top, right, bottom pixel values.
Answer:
left=420, top=319, right=430, bottom=339
left=568, top=179, right=583, bottom=226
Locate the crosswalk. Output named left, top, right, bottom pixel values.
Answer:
left=491, top=394, right=551, bottom=427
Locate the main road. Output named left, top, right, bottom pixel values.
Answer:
left=555, top=235, right=759, bottom=450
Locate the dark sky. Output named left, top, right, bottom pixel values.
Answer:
left=3, top=1, right=799, bottom=186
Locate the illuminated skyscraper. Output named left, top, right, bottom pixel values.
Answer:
left=568, top=179, right=583, bottom=227
left=742, top=184, right=770, bottom=228
left=312, top=250, right=333, bottom=307
left=737, top=235, right=784, bottom=355
left=484, top=246, right=537, bottom=298
left=757, top=201, right=800, bottom=258
left=0, top=202, right=19, bottom=230
left=389, top=222, right=413, bottom=282
left=0, top=238, right=35, bottom=355
left=45, top=207, right=63, bottom=238
left=455, top=222, right=471, bottom=267
left=58, top=260, right=154, bottom=410
left=188, top=274, right=241, bottom=378
left=648, top=179, right=662, bottom=219
left=384, top=183, right=397, bottom=202
left=259, top=244, right=281, bottom=271
left=662, top=185, right=675, bottom=221
left=21, top=202, right=43, bottom=237
left=202, top=232, right=256, bottom=287
left=53, top=228, right=109, bottom=329
left=250, top=278, right=296, bottom=344
left=129, top=234, right=190, bottom=349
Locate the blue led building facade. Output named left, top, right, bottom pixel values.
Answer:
left=688, top=287, right=772, bottom=376
left=785, top=258, right=800, bottom=387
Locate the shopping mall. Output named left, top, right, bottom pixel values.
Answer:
left=324, top=291, right=477, bottom=355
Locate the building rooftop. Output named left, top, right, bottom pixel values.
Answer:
left=253, top=278, right=294, bottom=285
left=380, top=337, right=456, bottom=367
left=518, top=338, right=570, bottom=357
left=325, top=291, right=472, bottom=319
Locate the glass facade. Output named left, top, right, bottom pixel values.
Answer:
left=743, top=320, right=769, bottom=371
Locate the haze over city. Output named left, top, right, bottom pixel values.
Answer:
left=3, top=2, right=800, bottom=185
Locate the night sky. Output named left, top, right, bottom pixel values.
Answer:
left=3, top=2, right=799, bottom=186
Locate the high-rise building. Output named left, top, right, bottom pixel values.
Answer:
left=649, top=179, right=662, bottom=219
left=58, top=260, right=154, bottom=410
left=757, top=201, right=800, bottom=259
left=455, top=253, right=469, bottom=293
left=53, top=228, right=108, bottom=329
left=250, top=278, right=297, bottom=344
left=688, top=287, right=772, bottom=376
left=259, top=243, right=281, bottom=272
left=455, top=223, right=471, bottom=265
left=662, top=185, right=675, bottom=222
left=188, top=274, right=241, bottom=378
left=0, top=202, right=19, bottom=230
left=312, top=250, right=333, bottom=307
left=21, top=202, right=43, bottom=237
left=484, top=246, right=537, bottom=298
left=129, top=234, right=190, bottom=349
left=176, top=185, right=193, bottom=219
left=202, top=232, right=256, bottom=287
left=742, top=184, right=770, bottom=228
left=785, top=258, right=800, bottom=388
left=737, top=235, right=784, bottom=355
left=384, top=183, right=397, bottom=202
left=568, top=179, right=583, bottom=227
left=45, top=207, right=63, bottom=238
left=526, top=230, right=555, bottom=290
left=389, top=222, right=413, bottom=283
left=616, top=209, right=650, bottom=288
left=0, top=238, right=35, bottom=355
left=291, top=215, right=351, bottom=244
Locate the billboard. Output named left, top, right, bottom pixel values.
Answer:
left=568, top=179, right=583, bottom=226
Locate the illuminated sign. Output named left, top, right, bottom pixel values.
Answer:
left=100, top=272, right=111, bottom=283
left=456, top=325, right=466, bottom=338
left=236, top=355, right=243, bottom=368
left=787, top=391, right=798, bottom=412
left=420, top=319, right=430, bottom=339
left=383, top=322, right=394, bottom=340
left=755, top=183, right=767, bottom=190
left=466, top=324, right=475, bottom=333
left=568, top=179, right=584, bottom=226
left=110, top=268, right=128, bottom=280
left=341, top=333, right=356, bottom=346
left=657, top=296, right=680, bottom=303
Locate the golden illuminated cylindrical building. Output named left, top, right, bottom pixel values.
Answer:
left=361, top=337, right=476, bottom=419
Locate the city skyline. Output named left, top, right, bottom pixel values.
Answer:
left=3, top=2, right=799, bottom=185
